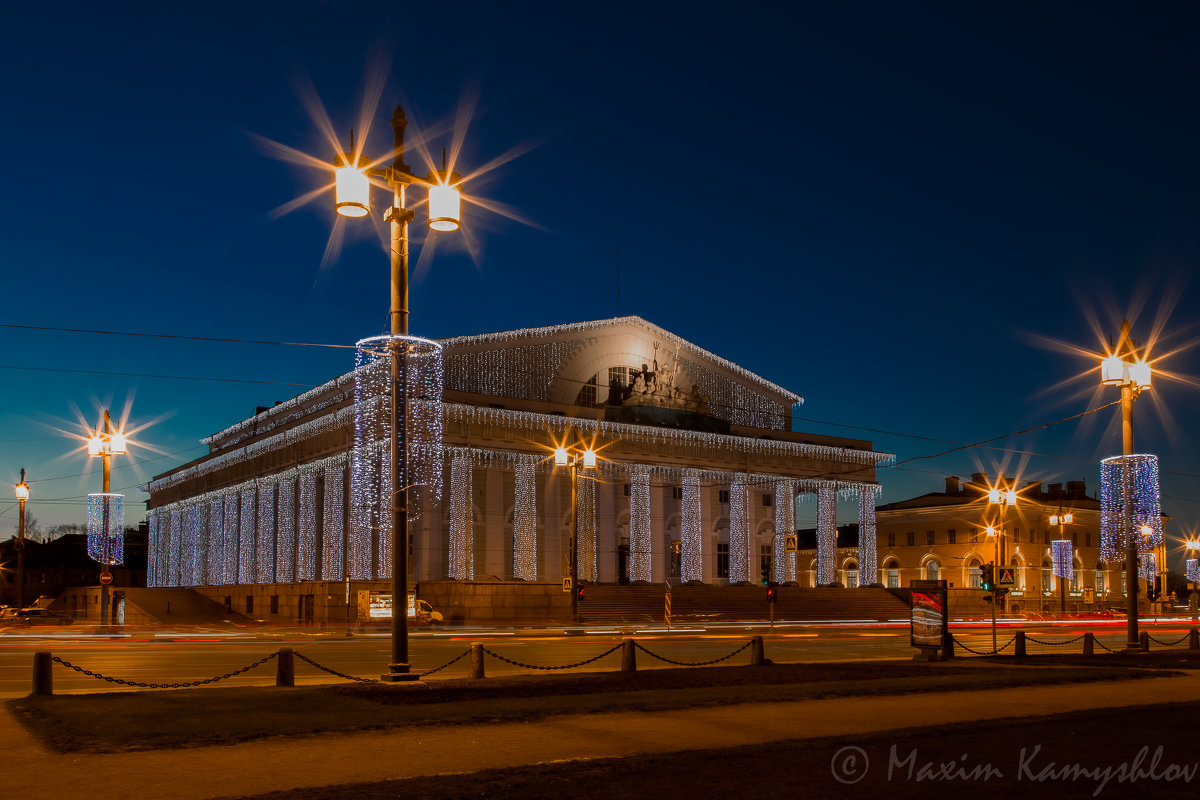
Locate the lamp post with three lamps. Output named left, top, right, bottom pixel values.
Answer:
left=14, top=470, right=29, bottom=610
left=87, top=409, right=127, bottom=625
left=333, top=107, right=462, bottom=681
left=553, top=443, right=596, bottom=623
left=985, top=483, right=1018, bottom=652
left=1099, top=319, right=1153, bottom=649
left=1049, top=507, right=1074, bottom=617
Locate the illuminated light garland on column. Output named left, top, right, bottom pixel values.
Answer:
left=147, top=511, right=159, bottom=587
left=222, top=493, right=239, bottom=585
left=1140, top=552, right=1157, bottom=583
left=817, top=487, right=837, bottom=585
left=1051, top=539, right=1074, bottom=581
left=297, top=471, right=318, bottom=582
left=774, top=482, right=796, bottom=584
left=681, top=472, right=702, bottom=583
left=627, top=470, right=651, bottom=582
left=256, top=483, right=276, bottom=584
left=578, top=468, right=597, bottom=582
left=857, top=486, right=879, bottom=587
left=238, top=487, right=256, bottom=585
left=168, top=508, right=183, bottom=588
left=449, top=457, right=473, bottom=580
left=276, top=474, right=297, bottom=583
left=207, top=498, right=224, bottom=586
left=728, top=479, right=749, bottom=583
left=1186, top=559, right=1199, bottom=584
left=86, top=493, right=124, bottom=567
left=1100, top=454, right=1164, bottom=562
left=322, top=464, right=346, bottom=581
left=513, top=460, right=538, bottom=580
left=185, top=503, right=205, bottom=587
left=378, top=453, right=392, bottom=579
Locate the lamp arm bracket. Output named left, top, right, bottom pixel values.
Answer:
left=385, top=207, right=416, bottom=225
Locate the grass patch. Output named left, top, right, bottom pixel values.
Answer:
left=7, top=660, right=1174, bottom=754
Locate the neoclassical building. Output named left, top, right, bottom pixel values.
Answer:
left=143, top=317, right=891, bottom=622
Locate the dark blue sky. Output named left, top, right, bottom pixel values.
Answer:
left=2, top=2, right=1198, bottom=552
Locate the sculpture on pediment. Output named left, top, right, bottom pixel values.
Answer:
left=615, top=343, right=710, bottom=415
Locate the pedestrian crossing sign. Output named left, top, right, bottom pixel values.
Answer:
left=562, top=577, right=573, bottom=593
left=785, top=535, right=798, bottom=553
left=997, top=567, right=1016, bottom=587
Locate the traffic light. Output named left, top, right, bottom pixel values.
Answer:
left=760, top=568, right=770, bottom=587
left=576, top=586, right=586, bottom=602
left=980, top=564, right=995, bottom=592
left=1149, top=577, right=1161, bottom=601
left=766, top=586, right=777, bottom=603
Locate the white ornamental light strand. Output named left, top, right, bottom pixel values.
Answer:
left=857, top=487, right=879, bottom=587
left=276, top=474, right=297, bottom=583
left=186, top=502, right=207, bottom=586
left=513, top=460, right=538, bottom=581
left=1051, top=539, right=1073, bottom=581
left=351, top=345, right=386, bottom=580
left=86, top=493, right=124, bottom=566
left=297, top=471, right=318, bottom=582
left=817, top=487, right=837, bottom=585
left=222, top=492, right=239, bottom=585
left=146, top=511, right=160, bottom=587
left=728, top=480, right=749, bottom=583
left=207, top=497, right=224, bottom=586
left=578, top=467, right=597, bottom=582
left=774, top=482, right=796, bottom=584
left=238, top=487, right=256, bottom=585
left=681, top=472, right=702, bottom=583
left=168, top=508, right=183, bottom=588
left=1100, top=453, right=1164, bottom=561
left=377, top=447, right=392, bottom=579
left=1187, top=559, right=1200, bottom=584
left=322, top=464, right=345, bottom=581
left=629, top=470, right=652, bottom=582
left=449, top=457, right=473, bottom=580
left=256, top=482, right=276, bottom=584
left=1140, top=551, right=1157, bottom=583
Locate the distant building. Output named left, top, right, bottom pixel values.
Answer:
left=0, top=527, right=147, bottom=608
left=874, top=473, right=1168, bottom=613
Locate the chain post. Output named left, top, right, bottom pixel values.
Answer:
left=750, top=635, right=765, bottom=666
left=1083, top=632, right=1094, bottom=656
left=469, top=643, right=485, bottom=679
left=621, top=638, right=637, bottom=672
left=1139, top=631, right=1150, bottom=652
left=276, top=648, right=295, bottom=687
left=1014, top=631, right=1026, bottom=657
left=32, top=652, right=52, bottom=696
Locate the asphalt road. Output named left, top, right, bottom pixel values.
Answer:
left=1, top=618, right=1196, bottom=697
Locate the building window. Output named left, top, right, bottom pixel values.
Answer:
left=947, top=529, right=957, bottom=544
left=1013, top=528, right=1020, bottom=543
left=1071, top=568, right=1081, bottom=593
left=716, top=543, right=729, bottom=579
left=762, top=493, right=773, bottom=507
left=1043, top=530, right=1050, bottom=545
left=760, top=545, right=772, bottom=579
left=906, top=532, right=915, bottom=546
left=671, top=487, right=684, bottom=501
left=968, top=565, right=981, bottom=589
left=1086, top=533, right=1092, bottom=548
left=1096, top=571, right=1106, bottom=596
left=925, top=560, right=940, bottom=580
left=1071, top=532, right=1078, bottom=546
left=1120, top=572, right=1127, bottom=595
left=887, top=568, right=900, bottom=588
left=887, top=533, right=895, bottom=547
left=926, top=531, right=935, bottom=545
left=719, top=489, right=730, bottom=504
left=270, top=595, right=279, bottom=614
left=575, top=374, right=600, bottom=408
left=846, top=568, right=859, bottom=589
left=246, top=596, right=254, bottom=614
left=623, top=484, right=631, bottom=497
left=1042, top=565, right=1053, bottom=593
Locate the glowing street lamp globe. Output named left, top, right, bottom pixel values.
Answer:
left=1129, top=361, right=1152, bottom=390
left=1101, top=355, right=1126, bottom=385
left=554, top=446, right=569, bottom=466
left=14, top=480, right=29, bottom=501
left=581, top=449, right=597, bottom=469
left=427, top=179, right=461, bottom=232
left=335, top=155, right=370, bottom=218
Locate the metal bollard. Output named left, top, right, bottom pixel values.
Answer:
left=1190, top=628, right=1199, bottom=650
left=750, top=636, right=765, bottom=666
left=1139, top=631, right=1149, bottom=652
left=32, top=652, right=53, bottom=696
left=276, top=648, right=295, bottom=687
left=1014, top=631, right=1026, bottom=657
left=1083, top=632, right=1094, bottom=656
left=621, top=638, right=637, bottom=672
left=469, top=643, right=485, bottom=679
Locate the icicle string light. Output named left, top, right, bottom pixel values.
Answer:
left=449, top=457, right=473, bottom=580
left=147, top=512, right=160, bottom=587
left=1140, top=551, right=1157, bottom=583
left=222, top=493, right=239, bottom=585
left=513, top=460, right=538, bottom=580
left=184, top=503, right=205, bottom=587
left=297, top=471, right=318, bottom=582
left=681, top=472, right=702, bottom=582
left=207, top=497, right=224, bottom=586
left=1051, top=539, right=1074, bottom=581
left=321, top=463, right=346, bottom=581
left=857, top=486, right=879, bottom=587
left=578, top=468, right=597, bottom=582
left=86, top=493, right=124, bottom=566
left=629, top=470, right=652, bottom=582
left=773, top=481, right=795, bottom=583
left=1186, top=559, right=1199, bottom=584
left=168, top=508, right=183, bottom=588
left=729, top=479, right=749, bottom=583
left=817, top=487, right=837, bottom=585
left=256, top=483, right=276, bottom=584
left=1100, top=454, right=1164, bottom=562
left=239, top=487, right=256, bottom=585
left=275, top=475, right=297, bottom=583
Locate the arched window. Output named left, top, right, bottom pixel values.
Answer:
left=1009, top=556, right=1025, bottom=589
left=844, top=560, right=859, bottom=589
left=967, top=559, right=982, bottom=589
left=575, top=373, right=600, bottom=408
left=925, top=559, right=940, bottom=581
left=1041, top=559, right=1053, bottom=593
left=884, top=558, right=901, bottom=589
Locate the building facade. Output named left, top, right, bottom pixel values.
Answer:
left=143, top=317, right=891, bottom=622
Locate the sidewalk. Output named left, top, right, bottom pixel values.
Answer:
left=5, top=671, right=1200, bottom=800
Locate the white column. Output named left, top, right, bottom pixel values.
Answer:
left=858, top=486, right=878, bottom=587
left=817, top=486, right=837, bottom=585
left=276, top=473, right=297, bottom=583
left=578, top=466, right=597, bottom=582
left=629, top=470, right=652, bottom=582
left=729, top=480, right=749, bottom=583
left=449, top=456, right=473, bottom=580
left=774, top=481, right=796, bottom=583
left=513, top=460, right=538, bottom=580
left=297, top=471, right=318, bottom=582
left=681, top=472, right=702, bottom=582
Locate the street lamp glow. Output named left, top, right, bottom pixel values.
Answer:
left=427, top=181, right=461, bottom=232
left=1140, top=524, right=1153, bottom=537
left=1063, top=512, right=1073, bottom=525
left=986, top=525, right=997, bottom=537
left=335, top=157, right=370, bottom=218
left=1005, top=489, right=1017, bottom=505
left=988, top=488, right=1000, bottom=503
left=1050, top=514, right=1059, bottom=526
left=88, top=435, right=104, bottom=456
left=1101, top=355, right=1126, bottom=385
left=1129, top=360, right=1152, bottom=390
left=109, top=432, right=128, bottom=455
left=581, top=448, right=597, bottom=469
left=14, top=480, right=29, bottom=501
left=554, top=446, right=569, bottom=466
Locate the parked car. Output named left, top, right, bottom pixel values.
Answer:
left=4, top=608, right=73, bottom=626
left=412, top=599, right=444, bottom=626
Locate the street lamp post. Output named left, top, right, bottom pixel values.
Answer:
left=985, top=484, right=1017, bottom=652
left=1100, top=319, right=1152, bottom=649
left=1050, top=507, right=1074, bottom=617
left=14, top=470, right=29, bottom=610
left=553, top=444, right=596, bottom=623
left=334, top=107, right=462, bottom=681
left=87, top=409, right=126, bottom=625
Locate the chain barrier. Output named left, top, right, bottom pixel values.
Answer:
left=1093, top=637, right=1120, bottom=652
left=482, top=644, right=622, bottom=671
left=51, top=652, right=278, bottom=689
left=633, top=639, right=752, bottom=667
left=949, top=635, right=1016, bottom=656
left=1024, top=634, right=1086, bottom=647
left=421, top=648, right=472, bottom=677
left=293, top=651, right=379, bottom=683
left=1147, top=633, right=1191, bottom=647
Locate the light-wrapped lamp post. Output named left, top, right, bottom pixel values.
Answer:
left=14, top=470, right=29, bottom=609
left=87, top=409, right=127, bottom=625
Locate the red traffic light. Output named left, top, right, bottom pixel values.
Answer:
left=766, top=587, right=777, bottom=602
left=577, top=586, right=586, bottom=601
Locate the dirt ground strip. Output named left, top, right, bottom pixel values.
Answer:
left=219, top=700, right=1200, bottom=800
